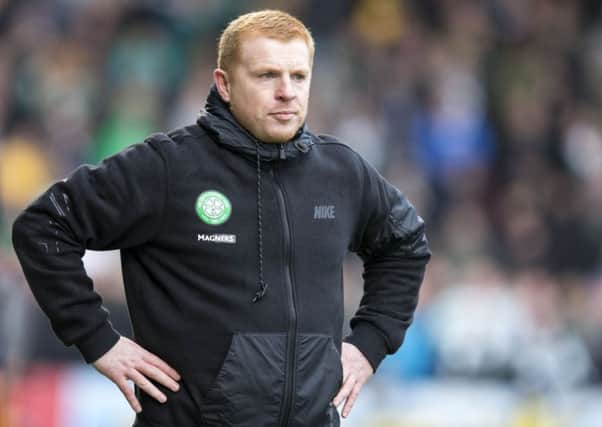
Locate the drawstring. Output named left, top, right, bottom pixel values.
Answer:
left=249, top=139, right=311, bottom=303
left=251, top=145, right=269, bottom=303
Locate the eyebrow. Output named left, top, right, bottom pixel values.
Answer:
left=251, top=65, right=309, bottom=75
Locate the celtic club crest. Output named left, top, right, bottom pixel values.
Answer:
left=195, top=190, right=232, bottom=225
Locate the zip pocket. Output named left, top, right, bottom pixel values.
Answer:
left=293, top=334, right=343, bottom=426
left=200, top=333, right=286, bottom=427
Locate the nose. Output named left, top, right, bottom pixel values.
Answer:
left=275, top=75, right=295, bottom=102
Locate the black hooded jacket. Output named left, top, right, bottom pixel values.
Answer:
left=12, top=86, right=430, bottom=427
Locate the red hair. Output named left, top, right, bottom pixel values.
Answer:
left=217, top=10, right=315, bottom=72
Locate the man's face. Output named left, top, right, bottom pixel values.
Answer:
left=215, top=36, right=312, bottom=143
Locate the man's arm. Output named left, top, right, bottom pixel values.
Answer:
left=12, top=136, right=180, bottom=412
left=334, top=155, right=431, bottom=417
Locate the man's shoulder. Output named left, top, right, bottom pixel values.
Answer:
left=310, top=133, right=365, bottom=164
left=141, top=123, right=213, bottom=160
left=144, top=123, right=208, bottom=147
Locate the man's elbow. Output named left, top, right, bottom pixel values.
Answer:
left=12, top=211, right=31, bottom=253
left=12, top=209, right=44, bottom=256
left=12, top=210, right=27, bottom=244
left=401, top=224, right=431, bottom=262
left=415, top=234, right=431, bottom=261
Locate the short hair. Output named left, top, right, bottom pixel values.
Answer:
left=217, top=10, right=315, bottom=72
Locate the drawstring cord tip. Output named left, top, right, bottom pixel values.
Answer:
left=251, top=282, right=269, bottom=303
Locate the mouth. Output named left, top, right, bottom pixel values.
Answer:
left=270, top=111, right=297, bottom=121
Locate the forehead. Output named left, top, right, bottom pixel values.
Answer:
left=237, top=36, right=311, bottom=70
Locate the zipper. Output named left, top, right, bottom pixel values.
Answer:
left=272, top=166, right=297, bottom=427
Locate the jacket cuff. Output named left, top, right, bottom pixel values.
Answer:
left=343, top=323, right=389, bottom=372
left=76, top=322, right=121, bottom=363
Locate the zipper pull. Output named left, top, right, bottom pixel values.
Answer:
left=279, top=144, right=286, bottom=160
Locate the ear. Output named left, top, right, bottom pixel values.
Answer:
left=213, top=69, right=231, bottom=103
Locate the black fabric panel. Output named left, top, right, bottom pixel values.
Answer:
left=293, top=334, right=343, bottom=427
left=201, top=333, right=286, bottom=427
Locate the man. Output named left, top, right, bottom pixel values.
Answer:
left=12, top=10, right=430, bottom=427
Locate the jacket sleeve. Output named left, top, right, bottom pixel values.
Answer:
left=11, top=136, right=168, bottom=363
left=345, top=156, right=431, bottom=372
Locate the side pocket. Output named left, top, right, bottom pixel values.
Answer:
left=199, top=333, right=287, bottom=427
left=132, top=414, right=164, bottom=427
left=328, top=403, right=340, bottom=427
left=330, top=339, right=344, bottom=390
left=294, top=335, right=343, bottom=427
left=134, top=378, right=201, bottom=427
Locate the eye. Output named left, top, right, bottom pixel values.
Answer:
left=292, top=73, right=306, bottom=81
left=259, top=71, right=277, bottom=79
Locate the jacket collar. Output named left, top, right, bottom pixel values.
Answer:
left=197, top=84, right=314, bottom=161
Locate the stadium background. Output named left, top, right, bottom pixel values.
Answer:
left=1, top=0, right=601, bottom=426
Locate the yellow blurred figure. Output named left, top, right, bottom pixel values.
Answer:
left=351, top=0, right=408, bottom=47
left=0, top=137, right=52, bottom=211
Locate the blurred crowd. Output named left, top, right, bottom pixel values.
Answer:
left=1, top=0, right=601, bottom=414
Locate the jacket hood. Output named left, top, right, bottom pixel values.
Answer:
left=197, top=84, right=314, bottom=161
